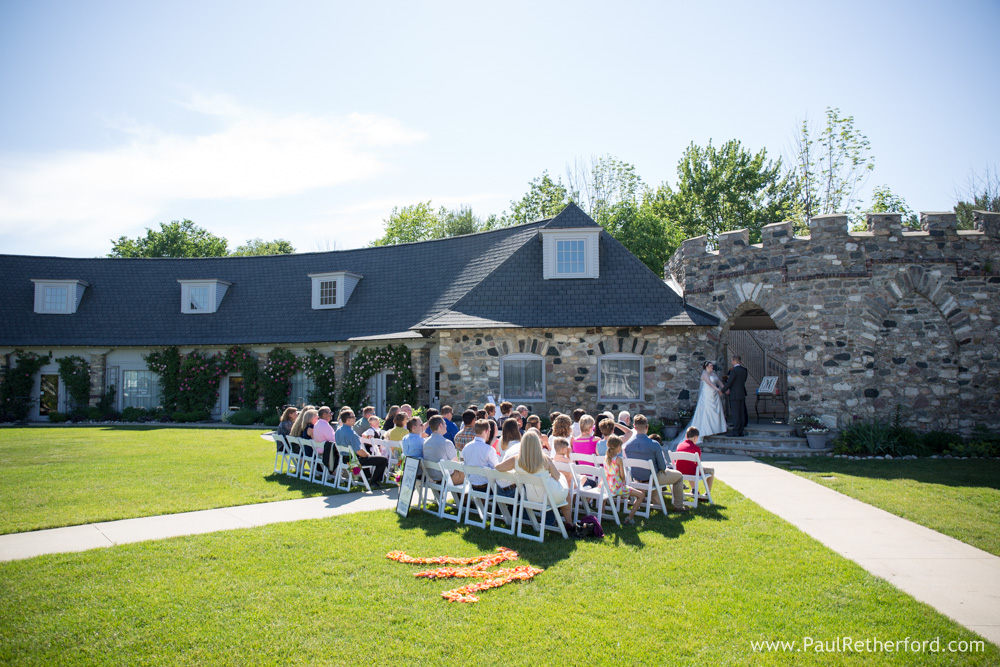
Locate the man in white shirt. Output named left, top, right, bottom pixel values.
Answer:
left=461, top=419, right=514, bottom=496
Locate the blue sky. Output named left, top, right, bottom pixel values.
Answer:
left=1, top=0, right=998, bottom=257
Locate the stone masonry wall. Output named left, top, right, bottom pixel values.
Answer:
left=437, top=327, right=717, bottom=418
left=666, top=211, right=1000, bottom=433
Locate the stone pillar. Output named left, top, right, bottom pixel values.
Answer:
left=866, top=212, right=903, bottom=237
left=808, top=213, right=850, bottom=241
left=973, top=210, right=1000, bottom=240
left=86, top=349, right=111, bottom=407
left=329, top=344, right=351, bottom=408
left=717, top=228, right=749, bottom=253
left=919, top=211, right=958, bottom=238
left=406, top=341, right=431, bottom=408
left=761, top=221, right=793, bottom=247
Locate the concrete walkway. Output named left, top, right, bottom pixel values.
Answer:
left=0, top=489, right=398, bottom=562
left=707, top=455, right=1000, bottom=647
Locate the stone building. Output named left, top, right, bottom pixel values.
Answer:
left=666, top=211, right=1000, bottom=434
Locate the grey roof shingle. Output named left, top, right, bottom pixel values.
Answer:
left=0, top=209, right=715, bottom=347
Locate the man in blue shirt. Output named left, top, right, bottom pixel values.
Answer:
left=440, top=405, right=461, bottom=442
left=623, top=414, right=686, bottom=512
left=401, top=416, right=425, bottom=459
left=336, top=408, right=387, bottom=488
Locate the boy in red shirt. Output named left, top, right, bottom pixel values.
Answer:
left=675, top=426, right=714, bottom=495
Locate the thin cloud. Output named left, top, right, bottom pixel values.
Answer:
left=0, top=95, right=427, bottom=255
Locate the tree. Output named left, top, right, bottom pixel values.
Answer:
left=954, top=164, right=1000, bottom=230
left=369, top=202, right=491, bottom=246
left=109, top=220, right=229, bottom=258
left=230, top=238, right=295, bottom=256
left=859, top=185, right=918, bottom=230
left=658, top=140, right=797, bottom=244
left=503, top=171, right=571, bottom=225
left=789, top=107, right=875, bottom=226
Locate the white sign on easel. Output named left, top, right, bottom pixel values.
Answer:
left=396, top=456, right=420, bottom=517
left=757, top=376, right=778, bottom=395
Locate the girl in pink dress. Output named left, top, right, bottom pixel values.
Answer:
left=604, top=436, right=645, bottom=525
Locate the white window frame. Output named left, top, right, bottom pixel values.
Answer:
left=309, top=271, right=362, bottom=310
left=178, top=279, right=230, bottom=314
left=30, top=279, right=88, bottom=314
left=598, top=353, right=644, bottom=402
left=500, top=353, right=545, bottom=402
left=540, top=228, right=600, bottom=280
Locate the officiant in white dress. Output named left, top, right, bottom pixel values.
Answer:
left=668, top=361, right=728, bottom=448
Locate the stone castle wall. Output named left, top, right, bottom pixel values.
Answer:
left=666, top=211, right=1000, bottom=433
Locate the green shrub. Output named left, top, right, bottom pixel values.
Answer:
left=833, top=419, right=895, bottom=456
left=122, top=407, right=148, bottom=422
left=171, top=410, right=208, bottom=423
left=86, top=406, right=102, bottom=420
left=47, top=411, right=68, bottom=423
left=262, top=412, right=281, bottom=427
left=648, top=418, right=664, bottom=438
left=226, top=409, right=260, bottom=426
left=945, top=440, right=1000, bottom=458
left=922, top=430, right=963, bottom=454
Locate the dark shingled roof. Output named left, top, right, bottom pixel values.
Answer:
left=0, top=208, right=715, bottom=347
left=541, top=201, right=602, bottom=229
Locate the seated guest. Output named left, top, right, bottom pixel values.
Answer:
left=454, top=410, right=477, bottom=451
left=604, top=436, right=645, bottom=524
left=440, top=405, right=460, bottom=442
left=386, top=412, right=409, bottom=441
left=484, top=402, right=497, bottom=423
left=675, top=426, right=714, bottom=495
left=596, top=418, right=616, bottom=457
left=312, top=406, right=337, bottom=448
left=477, top=409, right=497, bottom=447
left=526, top=415, right=549, bottom=453
left=399, top=404, right=414, bottom=420
left=423, top=408, right=440, bottom=436
left=497, top=432, right=572, bottom=526
left=649, top=434, right=662, bottom=446
left=462, top=419, right=513, bottom=497
left=497, top=401, right=514, bottom=427
left=336, top=408, right=387, bottom=487
left=381, top=405, right=399, bottom=431
left=297, top=408, right=318, bottom=440
left=617, top=410, right=632, bottom=431
left=289, top=405, right=315, bottom=437
left=551, top=414, right=572, bottom=445
left=571, top=415, right=600, bottom=461
left=423, top=415, right=463, bottom=484
left=401, top=416, right=425, bottom=459
left=551, top=437, right=575, bottom=490
left=571, top=408, right=586, bottom=438
left=354, top=406, right=376, bottom=436
left=516, top=405, right=529, bottom=426
left=499, top=418, right=522, bottom=461
left=547, top=412, right=562, bottom=436
left=362, top=415, right=384, bottom=439
left=623, top=415, right=687, bottom=513
left=275, top=406, right=297, bottom=436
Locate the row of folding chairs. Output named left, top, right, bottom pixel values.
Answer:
left=272, top=433, right=373, bottom=492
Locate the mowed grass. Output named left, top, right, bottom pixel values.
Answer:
left=1, top=484, right=996, bottom=666
left=764, top=457, right=1000, bottom=557
left=0, top=427, right=330, bottom=534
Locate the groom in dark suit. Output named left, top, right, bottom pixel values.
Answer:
left=720, top=355, right=749, bottom=437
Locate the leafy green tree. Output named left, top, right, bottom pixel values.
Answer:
left=954, top=164, right=1000, bottom=230
left=658, top=140, right=796, bottom=244
left=858, top=185, right=918, bottom=230
left=790, top=107, right=875, bottom=226
left=503, top=171, right=570, bottom=225
left=109, top=220, right=229, bottom=258
left=370, top=201, right=441, bottom=246
left=231, top=238, right=295, bottom=256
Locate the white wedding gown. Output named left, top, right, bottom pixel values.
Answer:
left=669, top=371, right=728, bottom=448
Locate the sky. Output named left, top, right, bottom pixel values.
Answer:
left=1, top=0, right=998, bottom=257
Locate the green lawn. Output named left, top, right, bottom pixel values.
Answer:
left=0, top=427, right=332, bottom=534
left=1, top=484, right=996, bottom=666
left=764, top=457, right=1000, bottom=557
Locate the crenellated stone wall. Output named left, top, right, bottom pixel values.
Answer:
left=666, top=211, right=1000, bottom=433
left=437, top=327, right=717, bottom=418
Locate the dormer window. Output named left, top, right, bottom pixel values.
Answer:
left=178, top=279, right=231, bottom=314
left=540, top=228, right=600, bottom=279
left=31, top=279, right=88, bottom=314
left=309, top=271, right=361, bottom=310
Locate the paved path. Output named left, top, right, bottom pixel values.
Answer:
left=0, top=490, right=398, bottom=562
left=706, top=455, right=1000, bottom=647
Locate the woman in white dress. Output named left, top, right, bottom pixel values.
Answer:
left=496, top=431, right=571, bottom=525
left=670, top=361, right=728, bottom=447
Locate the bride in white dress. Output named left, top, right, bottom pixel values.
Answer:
left=669, top=360, right=728, bottom=447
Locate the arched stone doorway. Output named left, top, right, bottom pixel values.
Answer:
left=718, top=302, right=789, bottom=424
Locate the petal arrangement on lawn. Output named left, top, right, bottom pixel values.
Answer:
left=386, top=547, right=543, bottom=603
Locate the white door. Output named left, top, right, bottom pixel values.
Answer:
left=219, top=373, right=243, bottom=414
left=366, top=370, right=396, bottom=416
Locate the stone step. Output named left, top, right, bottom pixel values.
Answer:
left=701, top=441, right=833, bottom=458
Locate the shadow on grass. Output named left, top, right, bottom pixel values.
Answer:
left=262, top=472, right=341, bottom=496
left=761, top=457, right=1000, bottom=491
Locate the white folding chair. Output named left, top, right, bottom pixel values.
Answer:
left=419, top=460, right=448, bottom=515
left=272, top=433, right=289, bottom=474
left=624, top=458, right=668, bottom=518
left=571, top=461, right=621, bottom=526
left=668, top=451, right=714, bottom=508
left=334, top=444, right=372, bottom=493
left=487, top=469, right=519, bottom=536
left=515, top=474, right=569, bottom=542
left=461, top=464, right=492, bottom=529
left=553, top=460, right=579, bottom=511
left=298, top=439, right=321, bottom=482
left=438, top=461, right=468, bottom=522
left=284, top=435, right=304, bottom=477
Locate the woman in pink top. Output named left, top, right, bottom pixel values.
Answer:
left=571, top=415, right=600, bottom=463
